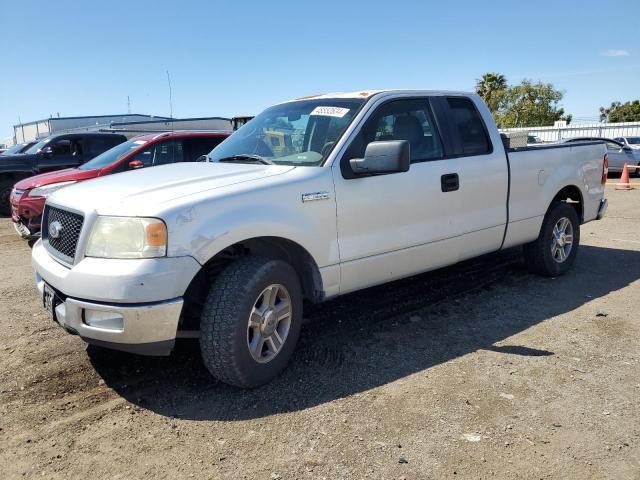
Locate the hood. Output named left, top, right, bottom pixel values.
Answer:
left=14, top=167, right=99, bottom=190
left=49, top=162, right=295, bottom=215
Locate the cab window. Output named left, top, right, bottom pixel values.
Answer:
left=343, top=98, right=443, bottom=167
left=445, top=97, right=491, bottom=155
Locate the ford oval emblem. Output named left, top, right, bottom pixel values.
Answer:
left=49, top=221, right=63, bottom=239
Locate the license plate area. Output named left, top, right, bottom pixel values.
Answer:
left=43, top=283, right=59, bottom=322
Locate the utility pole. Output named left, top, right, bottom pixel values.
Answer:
left=127, top=95, right=131, bottom=114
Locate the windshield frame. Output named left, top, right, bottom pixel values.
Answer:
left=209, top=97, right=369, bottom=167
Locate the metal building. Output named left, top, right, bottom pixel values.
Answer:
left=13, top=114, right=170, bottom=143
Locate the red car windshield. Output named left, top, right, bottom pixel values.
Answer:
left=78, top=139, right=148, bottom=170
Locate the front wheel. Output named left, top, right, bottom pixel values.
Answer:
left=0, top=180, right=14, bottom=216
left=523, top=202, right=580, bottom=277
left=199, top=256, right=303, bottom=388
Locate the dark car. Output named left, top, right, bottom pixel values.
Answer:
left=0, top=132, right=127, bottom=214
left=11, top=131, right=230, bottom=237
left=0, top=141, right=38, bottom=156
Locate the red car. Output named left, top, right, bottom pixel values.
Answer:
left=11, top=131, right=230, bottom=238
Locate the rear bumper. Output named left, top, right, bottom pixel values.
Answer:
left=596, top=198, right=608, bottom=220
left=35, top=278, right=183, bottom=355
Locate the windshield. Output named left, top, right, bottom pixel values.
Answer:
left=79, top=139, right=148, bottom=170
left=209, top=98, right=365, bottom=166
left=1, top=143, right=28, bottom=155
left=626, top=137, right=640, bottom=145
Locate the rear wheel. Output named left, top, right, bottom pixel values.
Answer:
left=523, top=202, right=580, bottom=277
left=634, top=163, right=640, bottom=178
left=199, top=256, right=303, bottom=388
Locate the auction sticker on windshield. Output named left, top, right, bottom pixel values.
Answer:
left=310, top=106, right=350, bottom=118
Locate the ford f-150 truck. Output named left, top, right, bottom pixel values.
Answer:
left=31, top=90, right=608, bottom=388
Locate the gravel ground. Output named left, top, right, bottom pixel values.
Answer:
left=0, top=187, right=639, bottom=479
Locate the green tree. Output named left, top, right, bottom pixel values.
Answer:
left=599, top=100, right=640, bottom=122
left=475, top=73, right=507, bottom=115
left=494, top=80, right=571, bottom=128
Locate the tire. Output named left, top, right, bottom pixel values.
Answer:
left=523, top=202, right=580, bottom=277
left=200, top=256, right=303, bottom=388
left=634, top=163, right=640, bottom=179
left=0, top=180, right=13, bottom=216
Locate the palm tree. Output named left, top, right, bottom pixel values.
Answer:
left=475, top=73, right=507, bottom=115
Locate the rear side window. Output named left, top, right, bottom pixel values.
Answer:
left=85, top=138, right=115, bottom=159
left=446, top=97, right=491, bottom=155
left=184, top=137, right=226, bottom=161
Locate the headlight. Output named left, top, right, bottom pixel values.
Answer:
left=29, top=181, right=77, bottom=198
left=86, top=216, right=167, bottom=259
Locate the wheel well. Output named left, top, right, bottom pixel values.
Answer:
left=180, top=237, right=323, bottom=330
left=1, top=172, right=29, bottom=184
left=551, top=185, right=583, bottom=223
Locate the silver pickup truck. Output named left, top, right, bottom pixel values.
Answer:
left=32, top=90, right=608, bottom=387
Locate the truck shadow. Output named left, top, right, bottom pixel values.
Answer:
left=88, top=244, right=640, bottom=421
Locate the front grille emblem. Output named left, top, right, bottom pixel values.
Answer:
left=49, top=221, right=63, bottom=239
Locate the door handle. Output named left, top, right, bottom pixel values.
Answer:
left=441, top=173, right=459, bottom=192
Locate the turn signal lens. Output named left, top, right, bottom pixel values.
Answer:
left=146, top=222, right=167, bottom=247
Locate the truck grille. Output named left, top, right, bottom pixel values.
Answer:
left=43, top=206, right=84, bottom=264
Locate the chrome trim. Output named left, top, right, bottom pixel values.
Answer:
left=302, top=191, right=330, bottom=203
left=596, top=198, right=608, bottom=220
left=36, top=277, right=183, bottom=346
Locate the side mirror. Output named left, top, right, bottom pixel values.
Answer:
left=623, top=145, right=632, bottom=152
left=41, top=146, right=53, bottom=158
left=349, top=140, right=410, bottom=176
left=128, top=160, right=144, bottom=170
left=195, top=154, right=209, bottom=162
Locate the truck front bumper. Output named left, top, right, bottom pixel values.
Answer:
left=36, top=277, right=182, bottom=355
left=32, top=240, right=202, bottom=356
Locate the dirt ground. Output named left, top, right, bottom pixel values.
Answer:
left=0, top=186, right=639, bottom=479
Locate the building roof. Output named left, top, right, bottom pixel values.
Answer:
left=13, top=114, right=171, bottom=128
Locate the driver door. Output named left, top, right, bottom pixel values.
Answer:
left=37, top=138, right=82, bottom=173
left=332, top=97, right=462, bottom=294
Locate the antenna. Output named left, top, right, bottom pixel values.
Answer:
left=166, top=70, right=173, bottom=119
left=127, top=95, right=131, bottom=114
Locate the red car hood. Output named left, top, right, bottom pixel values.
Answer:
left=14, top=168, right=100, bottom=190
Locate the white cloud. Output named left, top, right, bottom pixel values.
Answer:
left=601, top=49, right=630, bottom=57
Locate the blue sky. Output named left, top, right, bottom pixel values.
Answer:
left=1, top=0, right=638, bottom=140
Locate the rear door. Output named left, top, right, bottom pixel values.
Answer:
left=429, top=96, right=508, bottom=246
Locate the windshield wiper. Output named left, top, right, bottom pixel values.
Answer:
left=217, top=154, right=273, bottom=165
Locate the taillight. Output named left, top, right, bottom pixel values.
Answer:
left=602, top=154, right=608, bottom=185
